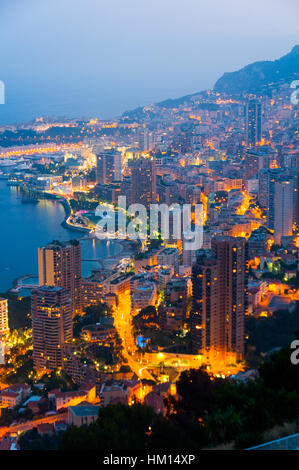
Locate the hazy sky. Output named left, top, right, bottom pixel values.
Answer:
left=0, top=0, right=298, bottom=124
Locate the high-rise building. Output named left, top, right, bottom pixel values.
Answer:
left=245, top=149, right=269, bottom=181
left=96, top=149, right=122, bottom=184
left=31, top=286, right=73, bottom=373
left=157, top=247, right=180, bottom=274
left=191, top=236, right=248, bottom=362
left=272, top=179, right=294, bottom=244
left=211, top=236, right=248, bottom=361
left=258, top=168, right=271, bottom=208
left=190, top=254, right=221, bottom=355
left=246, top=100, right=262, bottom=147
left=0, top=298, right=9, bottom=337
left=260, top=168, right=298, bottom=243
left=129, top=156, right=157, bottom=207
left=38, top=240, right=82, bottom=315
left=137, top=126, right=152, bottom=152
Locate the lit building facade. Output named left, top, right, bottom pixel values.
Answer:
left=129, top=156, right=157, bottom=207
left=31, top=286, right=73, bottom=373
left=0, top=298, right=9, bottom=337
left=246, top=99, right=262, bottom=146
left=38, top=240, right=82, bottom=315
left=96, top=149, right=122, bottom=184
left=191, top=236, right=248, bottom=362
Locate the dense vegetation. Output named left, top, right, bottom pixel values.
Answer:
left=0, top=292, right=31, bottom=329
left=55, top=333, right=299, bottom=450
left=38, top=371, right=77, bottom=393
left=59, top=403, right=195, bottom=451
left=247, top=304, right=299, bottom=356
left=73, top=303, right=110, bottom=338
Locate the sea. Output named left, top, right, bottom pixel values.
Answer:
left=0, top=180, right=120, bottom=293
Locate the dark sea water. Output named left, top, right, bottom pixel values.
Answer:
left=0, top=180, right=120, bottom=292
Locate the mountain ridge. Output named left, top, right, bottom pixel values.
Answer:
left=122, top=45, right=299, bottom=118
left=214, top=45, right=299, bottom=94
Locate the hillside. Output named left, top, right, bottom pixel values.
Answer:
left=214, top=45, right=299, bottom=94
left=122, top=45, right=299, bottom=119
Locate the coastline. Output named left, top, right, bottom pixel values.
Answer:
left=54, top=195, right=138, bottom=272
left=42, top=192, right=91, bottom=234
left=2, top=187, right=135, bottom=294
left=49, top=192, right=138, bottom=261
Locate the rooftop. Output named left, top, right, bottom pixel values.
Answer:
left=69, top=404, right=100, bottom=417
left=37, top=285, right=63, bottom=293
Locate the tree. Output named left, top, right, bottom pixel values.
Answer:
left=73, top=303, right=110, bottom=337
left=246, top=303, right=299, bottom=355
left=205, top=406, right=243, bottom=444
left=0, top=293, right=31, bottom=329
left=259, top=330, right=299, bottom=393
left=60, top=402, right=202, bottom=451
left=40, top=370, right=77, bottom=393
left=19, top=428, right=58, bottom=450
left=60, top=403, right=154, bottom=450
left=175, top=367, right=223, bottom=418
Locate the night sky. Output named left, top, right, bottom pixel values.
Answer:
left=0, top=0, right=298, bottom=124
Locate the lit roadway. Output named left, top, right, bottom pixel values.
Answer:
left=112, top=290, right=156, bottom=381
left=0, top=412, right=67, bottom=439
left=0, top=143, right=81, bottom=159
left=112, top=291, right=243, bottom=382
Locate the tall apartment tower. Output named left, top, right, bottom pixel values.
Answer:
left=129, top=156, right=157, bottom=207
left=191, top=237, right=248, bottom=362
left=258, top=168, right=271, bottom=208
left=0, top=298, right=9, bottom=337
left=137, top=126, right=152, bottom=152
left=191, top=254, right=221, bottom=356
left=272, top=179, right=294, bottom=244
left=245, top=149, right=269, bottom=181
left=211, top=236, right=248, bottom=361
left=31, top=286, right=73, bottom=373
left=260, top=169, right=297, bottom=243
left=96, top=149, right=122, bottom=184
left=246, top=100, right=262, bottom=147
left=38, top=240, right=82, bottom=315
